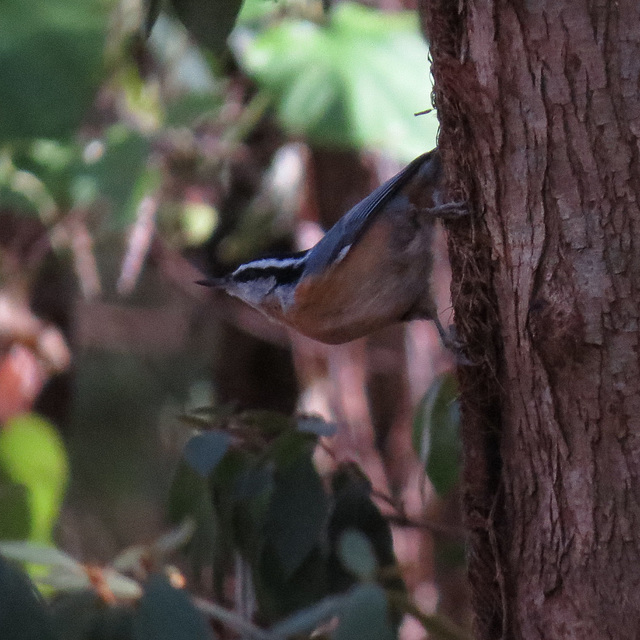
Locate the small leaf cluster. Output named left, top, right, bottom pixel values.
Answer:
left=169, top=409, right=400, bottom=633
left=0, top=410, right=408, bottom=640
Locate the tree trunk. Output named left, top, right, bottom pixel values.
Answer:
left=421, top=1, right=640, bottom=638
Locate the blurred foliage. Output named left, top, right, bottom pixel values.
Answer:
left=0, top=0, right=109, bottom=141
left=168, top=0, right=245, bottom=56
left=134, top=574, right=213, bottom=640
left=412, top=373, right=461, bottom=497
left=0, top=409, right=469, bottom=640
left=0, top=0, right=466, bottom=637
left=170, top=411, right=375, bottom=622
left=0, top=0, right=437, bottom=242
left=0, top=413, right=69, bottom=543
left=0, top=555, right=57, bottom=640
left=237, top=2, right=438, bottom=160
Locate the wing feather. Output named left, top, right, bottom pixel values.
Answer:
left=302, top=150, right=439, bottom=277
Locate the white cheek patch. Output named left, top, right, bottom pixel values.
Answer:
left=229, top=276, right=276, bottom=306
left=276, top=283, right=296, bottom=311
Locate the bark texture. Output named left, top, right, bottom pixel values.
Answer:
left=422, top=1, right=640, bottom=638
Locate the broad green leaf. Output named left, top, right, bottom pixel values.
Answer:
left=264, top=451, right=328, bottom=578
left=171, top=0, right=245, bottom=55
left=0, top=414, right=69, bottom=543
left=268, top=429, right=315, bottom=467
left=0, top=0, right=109, bottom=141
left=231, top=463, right=274, bottom=553
left=133, top=574, right=212, bottom=640
left=333, top=584, right=394, bottom=640
left=412, top=373, right=461, bottom=497
left=183, top=431, right=231, bottom=477
left=237, top=2, right=438, bottom=161
left=255, top=543, right=327, bottom=622
left=328, top=465, right=397, bottom=594
left=0, top=555, right=57, bottom=640
left=207, top=449, right=251, bottom=594
left=336, top=529, right=377, bottom=581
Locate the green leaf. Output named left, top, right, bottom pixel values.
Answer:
left=268, top=429, right=315, bottom=467
left=168, top=461, right=218, bottom=568
left=79, top=126, right=154, bottom=230
left=255, top=544, right=327, bottom=622
left=0, top=0, right=108, bottom=141
left=0, top=481, right=31, bottom=540
left=231, top=462, right=274, bottom=554
left=207, top=449, right=250, bottom=594
left=336, top=529, right=377, bottom=581
left=238, top=2, right=438, bottom=161
left=333, top=584, right=394, bottom=640
left=50, top=591, right=103, bottom=640
left=133, top=574, right=212, bottom=640
left=0, top=413, right=69, bottom=543
left=171, top=0, right=245, bottom=55
left=0, top=555, right=57, bottom=640
left=264, top=450, right=328, bottom=578
left=412, top=373, right=461, bottom=497
left=183, top=431, right=231, bottom=477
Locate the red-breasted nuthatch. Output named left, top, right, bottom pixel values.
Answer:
left=198, top=149, right=466, bottom=347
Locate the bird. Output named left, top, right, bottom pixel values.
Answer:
left=198, top=149, right=466, bottom=348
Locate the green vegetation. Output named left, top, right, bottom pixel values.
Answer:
left=0, top=0, right=464, bottom=638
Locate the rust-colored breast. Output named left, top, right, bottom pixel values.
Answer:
left=281, top=219, right=413, bottom=343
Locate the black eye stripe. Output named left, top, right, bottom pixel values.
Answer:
left=233, top=263, right=305, bottom=285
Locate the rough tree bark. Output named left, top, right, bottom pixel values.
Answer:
left=420, top=2, right=640, bottom=639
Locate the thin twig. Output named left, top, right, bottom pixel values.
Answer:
left=192, top=596, right=272, bottom=640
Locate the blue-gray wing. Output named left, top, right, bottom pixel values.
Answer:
left=302, top=150, right=440, bottom=277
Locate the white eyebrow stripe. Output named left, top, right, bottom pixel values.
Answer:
left=233, top=256, right=307, bottom=273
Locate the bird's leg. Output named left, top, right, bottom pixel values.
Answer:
left=423, top=201, right=469, bottom=220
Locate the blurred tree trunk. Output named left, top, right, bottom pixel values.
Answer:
left=421, top=2, right=640, bottom=639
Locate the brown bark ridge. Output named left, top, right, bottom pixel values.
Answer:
left=421, top=1, right=640, bottom=639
